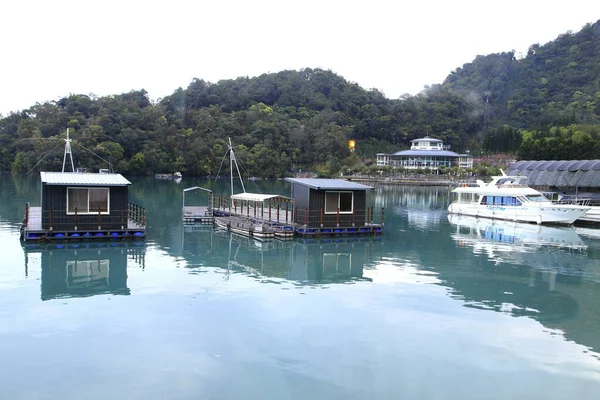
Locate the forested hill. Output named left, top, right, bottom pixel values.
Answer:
left=443, top=19, right=600, bottom=128
left=0, top=69, right=483, bottom=177
left=1, top=20, right=599, bottom=177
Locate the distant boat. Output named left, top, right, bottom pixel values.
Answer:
left=155, top=171, right=182, bottom=181
left=448, top=171, right=590, bottom=225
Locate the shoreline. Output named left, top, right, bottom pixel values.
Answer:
left=344, top=176, right=465, bottom=187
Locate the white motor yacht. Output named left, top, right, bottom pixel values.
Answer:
left=448, top=172, right=590, bottom=225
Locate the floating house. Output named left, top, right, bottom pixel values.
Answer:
left=285, top=178, right=384, bottom=236
left=20, top=171, right=146, bottom=241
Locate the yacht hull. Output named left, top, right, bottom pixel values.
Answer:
left=447, top=202, right=589, bottom=225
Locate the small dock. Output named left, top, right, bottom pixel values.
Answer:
left=214, top=215, right=276, bottom=239
left=182, top=206, right=213, bottom=224
left=213, top=193, right=295, bottom=240
left=182, top=186, right=214, bottom=224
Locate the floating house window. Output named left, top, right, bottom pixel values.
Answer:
left=325, top=191, right=353, bottom=214
left=66, top=260, right=110, bottom=288
left=67, top=187, right=109, bottom=214
left=323, top=253, right=352, bottom=276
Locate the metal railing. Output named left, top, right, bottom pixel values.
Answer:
left=28, top=203, right=146, bottom=231
left=214, top=195, right=293, bottom=225
left=293, top=207, right=384, bottom=227
left=128, top=203, right=147, bottom=227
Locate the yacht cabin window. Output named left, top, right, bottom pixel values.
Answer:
left=480, top=195, right=521, bottom=206
left=524, top=194, right=549, bottom=203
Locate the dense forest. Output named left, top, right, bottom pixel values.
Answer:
left=1, top=20, right=599, bottom=177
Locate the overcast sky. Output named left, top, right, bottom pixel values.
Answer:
left=1, top=0, right=599, bottom=116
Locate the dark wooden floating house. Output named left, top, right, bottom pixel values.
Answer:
left=20, top=171, right=146, bottom=242
left=285, top=178, right=384, bottom=237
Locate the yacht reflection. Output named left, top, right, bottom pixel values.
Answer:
left=447, top=213, right=591, bottom=289
left=23, top=242, right=146, bottom=300
left=448, top=214, right=587, bottom=257
left=445, top=214, right=600, bottom=352
left=180, top=228, right=381, bottom=284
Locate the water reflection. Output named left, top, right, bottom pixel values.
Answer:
left=445, top=213, right=600, bottom=353
left=23, top=242, right=146, bottom=300
left=447, top=214, right=590, bottom=273
left=178, top=226, right=382, bottom=284
left=384, top=185, right=451, bottom=231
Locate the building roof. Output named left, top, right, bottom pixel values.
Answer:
left=391, top=149, right=464, bottom=157
left=40, top=172, right=131, bottom=186
left=231, top=192, right=293, bottom=202
left=285, top=178, right=373, bottom=190
left=411, top=137, right=443, bottom=143
left=506, top=160, right=600, bottom=188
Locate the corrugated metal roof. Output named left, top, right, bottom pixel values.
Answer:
left=285, top=178, right=373, bottom=190
left=40, top=172, right=131, bottom=186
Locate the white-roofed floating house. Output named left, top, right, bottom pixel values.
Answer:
left=20, top=171, right=146, bottom=242
left=285, top=178, right=384, bottom=237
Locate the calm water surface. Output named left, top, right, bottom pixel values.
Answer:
left=1, top=175, right=600, bottom=400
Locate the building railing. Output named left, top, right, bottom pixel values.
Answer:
left=293, top=207, right=384, bottom=228
left=214, top=195, right=294, bottom=225
left=27, top=203, right=146, bottom=231
left=128, top=203, right=147, bottom=227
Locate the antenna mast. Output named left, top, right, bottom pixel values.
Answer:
left=62, top=128, right=75, bottom=172
left=483, top=91, right=491, bottom=132
left=228, top=137, right=245, bottom=195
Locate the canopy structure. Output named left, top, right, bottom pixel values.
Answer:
left=507, top=160, right=600, bottom=188
left=230, top=192, right=293, bottom=203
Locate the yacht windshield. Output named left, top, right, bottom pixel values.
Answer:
left=524, top=194, right=549, bottom=202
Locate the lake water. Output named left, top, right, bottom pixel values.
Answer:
left=1, top=175, right=600, bottom=400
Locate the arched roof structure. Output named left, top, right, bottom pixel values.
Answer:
left=507, top=160, right=600, bottom=188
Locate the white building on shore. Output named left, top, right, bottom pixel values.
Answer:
left=376, top=137, right=473, bottom=170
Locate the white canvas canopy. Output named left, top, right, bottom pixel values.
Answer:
left=230, top=193, right=293, bottom=203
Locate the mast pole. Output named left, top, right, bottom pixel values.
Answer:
left=62, top=128, right=75, bottom=172
left=229, top=137, right=234, bottom=196
left=228, top=137, right=246, bottom=195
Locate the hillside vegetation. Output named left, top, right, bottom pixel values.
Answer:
left=1, top=20, right=599, bottom=176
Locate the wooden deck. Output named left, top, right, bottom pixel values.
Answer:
left=213, top=204, right=295, bottom=239
left=182, top=206, right=213, bottom=224
left=213, top=205, right=294, bottom=225
left=21, top=206, right=146, bottom=241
